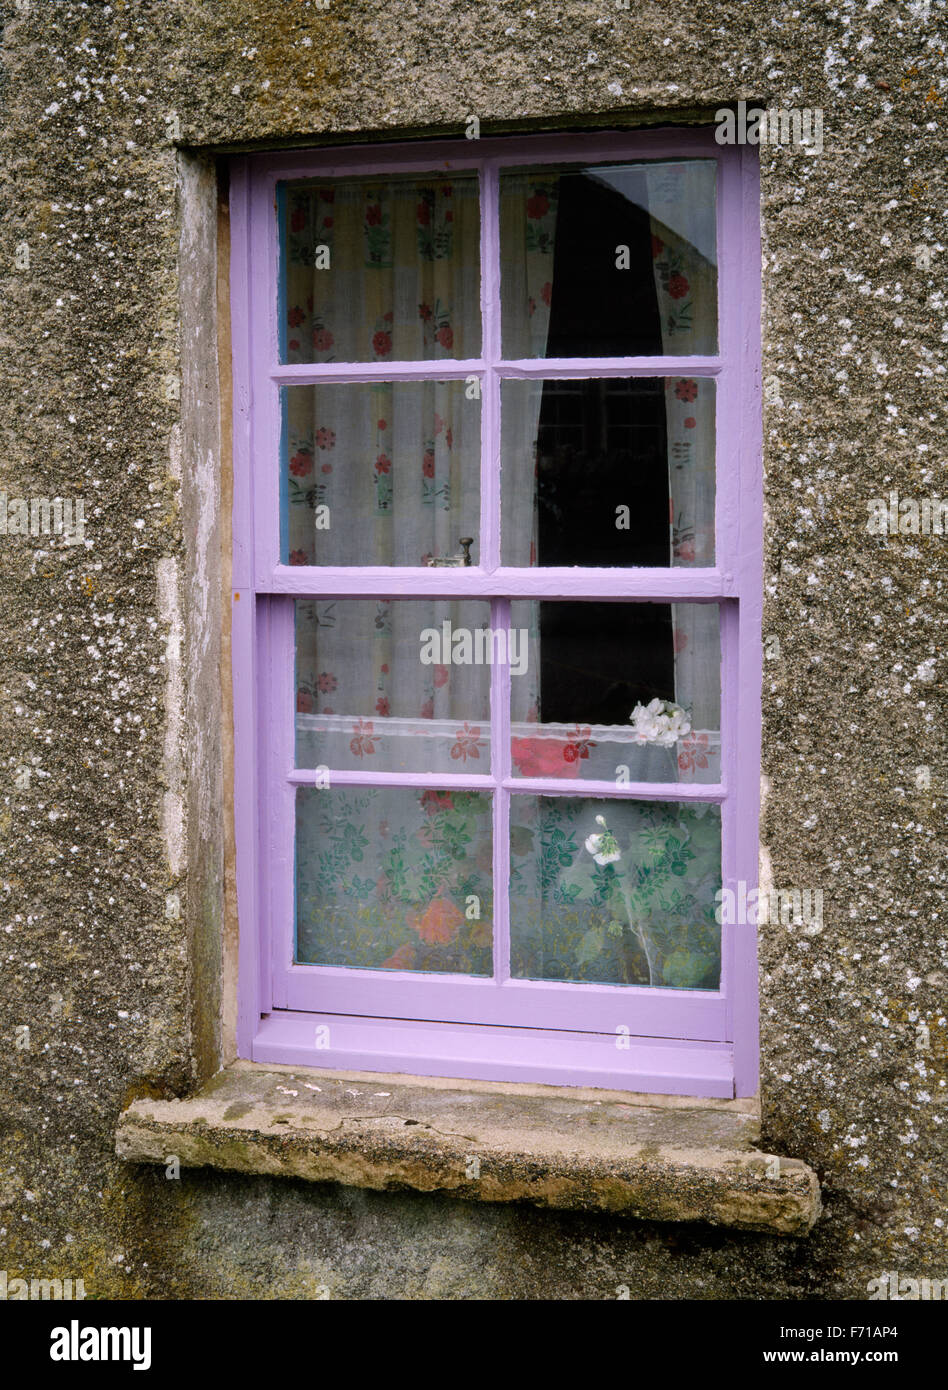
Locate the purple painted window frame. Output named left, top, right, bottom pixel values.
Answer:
left=229, top=129, right=763, bottom=1098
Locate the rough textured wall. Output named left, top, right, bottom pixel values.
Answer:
left=0, top=0, right=945, bottom=1298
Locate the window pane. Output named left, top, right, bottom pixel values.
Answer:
left=501, top=377, right=715, bottom=567
left=282, top=380, right=480, bottom=567
left=296, top=785, right=493, bottom=974
left=296, top=599, right=492, bottom=772
left=509, top=796, right=721, bottom=988
left=500, top=160, right=717, bottom=358
left=509, top=600, right=721, bottom=784
left=279, top=173, right=480, bottom=363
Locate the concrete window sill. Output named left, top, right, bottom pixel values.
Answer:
left=115, top=1061, right=821, bottom=1236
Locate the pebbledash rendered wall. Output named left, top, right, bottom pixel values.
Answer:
left=0, top=0, right=945, bottom=1300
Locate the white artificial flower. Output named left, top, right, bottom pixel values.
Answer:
left=584, top=828, right=621, bottom=866
left=629, top=699, right=692, bottom=748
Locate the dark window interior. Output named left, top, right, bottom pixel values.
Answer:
left=538, top=600, right=675, bottom=727
left=544, top=170, right=664, bottom=358
left=535, top=378, right=669, bottom=570
left=536, top=172, right=672, bottom=723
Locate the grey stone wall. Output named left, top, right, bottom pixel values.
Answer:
left=0, top=0, right=945, bottom=1298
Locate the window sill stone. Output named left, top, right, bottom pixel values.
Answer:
left=115, top=1061, right=821, bottom=1236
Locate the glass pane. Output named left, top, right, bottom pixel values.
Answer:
left=296, top=599, right=492, bottom=772
left=501, top=377, right=715, bottom=567
left=509, top=796, right=721, bottom=988
left=279, top=173, right=480, bottom=363
left=282, top=380, right=480, bottom=567
left=509, top=601, right=720, bottom=784
left=509, top=601, right=721, bottom=784
left=500, top=160, right=717, bottom=357
left=296, top=785, right=493, bottom=973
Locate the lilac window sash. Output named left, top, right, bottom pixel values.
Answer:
left=229, top=129, right=763, bottom=1097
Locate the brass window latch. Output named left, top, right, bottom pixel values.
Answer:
left=424, top=537, right=474, bottom=568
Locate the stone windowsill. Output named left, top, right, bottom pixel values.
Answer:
left=115, top=1061, right=821, bottom=1236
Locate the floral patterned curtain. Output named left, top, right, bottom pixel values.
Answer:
left=283, top=176, right=481, bottom=569
left=287, top=176, right=546, bottom=975
left=647, top=160, right=720, bottom=786
left=500, top=175, right=558, bottom=736
left=285, top=166, right=722, bottom=989
left=286, top=174, right=489, bottom=789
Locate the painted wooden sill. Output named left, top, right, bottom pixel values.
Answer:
left=115, top=1061, right=821, bottom=1236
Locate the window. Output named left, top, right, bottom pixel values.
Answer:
left=229, top=130, right=762, bottom=1097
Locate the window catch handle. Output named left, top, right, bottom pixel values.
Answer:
left=424, top=537, right=475, bottom=568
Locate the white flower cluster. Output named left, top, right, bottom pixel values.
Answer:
left=629, top=699, right=691, bottom=748
left=584, top=814, right=621, bottom=866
